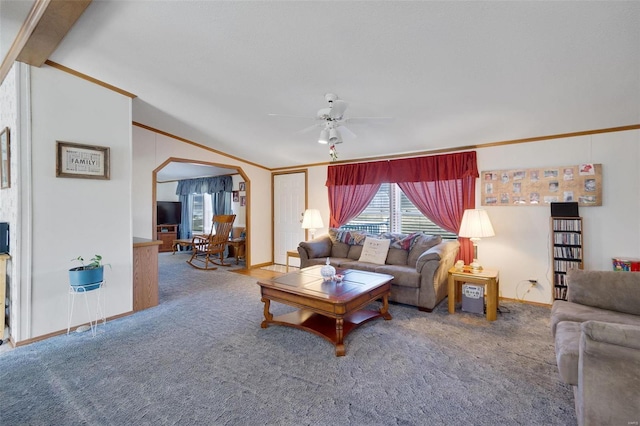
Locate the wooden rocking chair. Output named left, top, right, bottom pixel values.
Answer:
left=187, top=214, right=236, bottom=270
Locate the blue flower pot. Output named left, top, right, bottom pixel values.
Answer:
left=69, top=266, right=104, bottom=288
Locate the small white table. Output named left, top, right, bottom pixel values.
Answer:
left=67, top=281, right=106, bottom=337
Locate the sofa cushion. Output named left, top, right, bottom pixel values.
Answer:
left=567, top=269, right=640, bottom=316
left=307, top=257, right=354, bottom=268
left=374, top=265, right=421, bottom=288
left=300, top=238, right=331, bottom=258
left=554, top=321, right=581, bottom=385
left=331, top=241, right=350, bottom=258
left=408, top=234, right=442, bottom=267
left=550, top=299, right=640, bottom=337
left=386, top=248, right=409, bottom=266
left=343, top=261, right=379, bottom=272
left=347, top=245, right=363, bottom=260
left=358, top=237, right=391, bottom=265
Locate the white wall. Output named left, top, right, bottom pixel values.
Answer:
left=28, top=64, right=133, bottom=338
left=477, top=130, right=640, bottom=304
left=300, top=129, right=640, bottom=305
left=132, top=126, right=272, bottom=265
left=307, top=165, right=330, bottom=235
left=156, top=182, right=178, bottom=201
left=132, top=123, right=155, bottom=238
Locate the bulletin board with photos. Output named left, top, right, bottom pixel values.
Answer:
left=481, top=163, right=602, bottom=207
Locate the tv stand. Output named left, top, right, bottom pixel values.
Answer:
left=157, top=224, right=178, bottom=252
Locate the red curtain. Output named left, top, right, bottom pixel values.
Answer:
left=328, top=183, right=381, bottom=228
left=326, top=151, right=478, bottom=263
left=394, top=152, right=478, bottom=263
left=398, top=176, right=476, bottom=263
left=326, top=160, right=390, bottom=185
left=388, top=152, right=479, bottom=183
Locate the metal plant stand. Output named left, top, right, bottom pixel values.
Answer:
left=67, top=281, right=106, bottom=337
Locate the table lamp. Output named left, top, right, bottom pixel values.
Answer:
left=301, top=209, right=323, bottom=240
left=458, top=209, right=495, bottom=271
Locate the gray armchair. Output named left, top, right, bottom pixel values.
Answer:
left=551, top=269, right=640, bottom=426
left=575, top=320, right=640, bottom=425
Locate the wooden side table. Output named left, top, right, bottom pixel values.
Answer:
left=286, top=250, right=300, bottom=272
left=448, top=266, right=500, bottom=321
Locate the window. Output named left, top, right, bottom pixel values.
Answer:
left=191, top=194, right=214, bottom=234
left=344, top=183, right=457, bottom=238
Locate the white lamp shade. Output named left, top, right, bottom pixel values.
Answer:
left=318, top=129, right=329, bottom=144
left=301, top=209, right=324, bottom=230
left=328, top=128, right=342, bottom=144
left=458, top=209, right=495, bottom=239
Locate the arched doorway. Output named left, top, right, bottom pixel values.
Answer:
left=152, top=157, right=250, bottom=267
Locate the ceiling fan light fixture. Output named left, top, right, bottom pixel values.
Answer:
left=329, top=128, right=342, bottom=144
left=318, top=129, right=329, bottom=144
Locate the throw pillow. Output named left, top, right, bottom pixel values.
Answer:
left=331, top=241, right=350, bottom=258
left=358, top=237, right=391, bottom=265
left=329, top=228, right=370, bottom=245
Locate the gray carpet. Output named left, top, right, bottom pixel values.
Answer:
left=0, top=252, right=576, bottom=425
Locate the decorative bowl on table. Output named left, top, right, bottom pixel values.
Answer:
left=321, top=258, right=336, bottom=281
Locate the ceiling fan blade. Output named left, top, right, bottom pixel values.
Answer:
left=329, top=100, right=348, bottom=119
left=337, top=124, right=357, bottom=139
left=268, top=113, right=315, bottom=120
left=296, top=123, right=321, bottom=134
left=344, top=116, right=394, bottom=124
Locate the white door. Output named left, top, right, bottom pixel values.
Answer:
left=274, top=172, right=306, bottom=266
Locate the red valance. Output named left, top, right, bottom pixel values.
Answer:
left=326, top=151, right=478, bottom=186
left=325, top=159, right=390, bottom=186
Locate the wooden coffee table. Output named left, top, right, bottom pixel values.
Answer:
left=257, top=265, right=393, bottom=356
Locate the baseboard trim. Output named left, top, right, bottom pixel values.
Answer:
left=499, top=297, right=551, bottom=308
left=12, top=310, right=135, bottom=347
left=250, top=261, right=273, bottom=269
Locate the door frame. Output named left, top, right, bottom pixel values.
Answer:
left=271, top=169, right=308, bottom=264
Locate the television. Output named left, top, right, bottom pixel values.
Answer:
left=550, top=202, right=579, bottom=218
left=157, top=201, right=182, bottom=225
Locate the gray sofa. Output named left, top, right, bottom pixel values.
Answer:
left=297, top=229, right=460, bottom=312
left=550, top=269, right=640, bottom=426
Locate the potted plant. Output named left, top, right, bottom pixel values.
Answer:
left=69, top=255, right=109, bottom=290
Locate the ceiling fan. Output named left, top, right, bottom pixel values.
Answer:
left=268, top=93, right=391, bottom=145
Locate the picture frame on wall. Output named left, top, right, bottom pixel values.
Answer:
left=56, top=141, right=110, bottom=180
left=233, top=191, right=239, bottom=202
left=0, top=127, right=10, bottom=189
left=481, top=164, right=602, bottom=207
left=239, top=181, right=246, bottom=191
left=240, top=196, right=246, bottom=207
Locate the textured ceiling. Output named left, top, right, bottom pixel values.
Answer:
left=45, top=1, right=640, bottom=169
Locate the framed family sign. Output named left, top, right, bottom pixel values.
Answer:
left=56, top=141, right=110, bottom=180
left=0, top=127, right=10, bottom=189
left=481, top=163, right=602, bottom=207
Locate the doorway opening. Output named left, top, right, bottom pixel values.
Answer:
left=153, top=157, right=250, bottom=267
